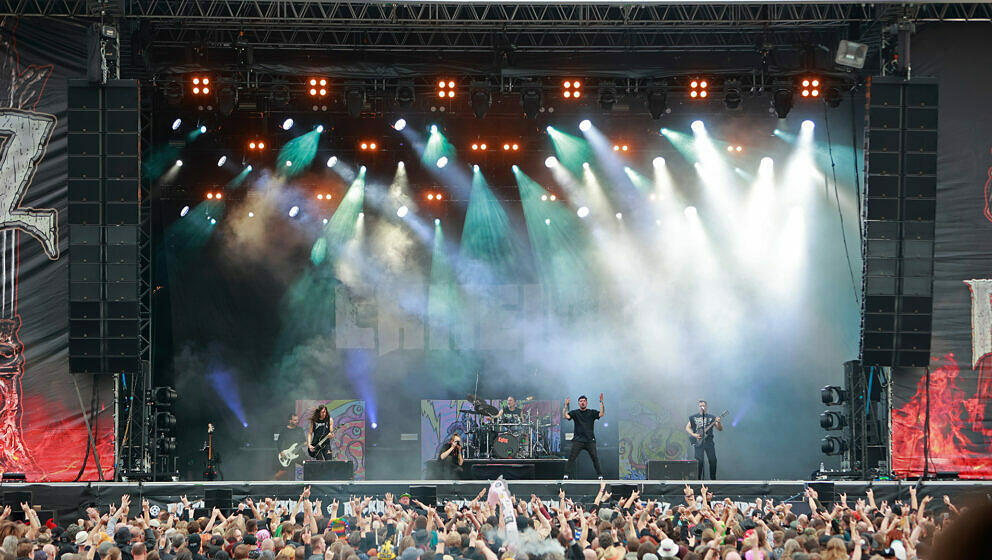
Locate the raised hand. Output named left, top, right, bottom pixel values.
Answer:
left=0, top=506, right=10, bottom=520
left=943, top=495, right=951, bottom=506
left=564, top=398, right=570, bottom=408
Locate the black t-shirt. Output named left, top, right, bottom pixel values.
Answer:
left=277, top=425, right=305, bottom=450
left=312, top=419, right=331, bottom=446
left=439, top=442, right=462, bottom=466
left=501, top=407, right=523, bottom=422
left=688, top=413, right=716, bottom=442
left=568, top=408, right=600, bottom=442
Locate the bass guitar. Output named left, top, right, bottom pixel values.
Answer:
left=278, top=442, right=303, bottom=467
left=690, top=410, right=728, bottom=447
left=307, top=428, right=336, bottom=459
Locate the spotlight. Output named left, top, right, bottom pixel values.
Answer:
left=359, top=141, right=378, bottom=151
left=689, top=78, right=709, bottom=99
left=246, top=165, right=253, bottom=172
left=473, top=164, right=479, bottom=172
left=545, top=218, right=551, bottom=225
left=397, top=206, right=409, bottom=218
left=199, top=125, right=207, bottom=134
left=821, top=386, right=847, bottom=406
left=281, top=118, right=294, bottom=130
left=315, top=125, right=324, bottom=133
left=395, top=82, right=415, bottom=107
left=285, top=160, right=293, bottom=167
left=653, top=156, right=665, bottom=167
left=544, top=156, right=557, bottom=168
left=562, top=79, right=582, bottom=100
left=344, top=83, right=365, bottom=117
left=175, top=159, right=183, bottom=167
left=215, top=192, right=222, bottom=200
left=772, top=88, right=793, bottom=118
left=393, top=118, right=407, bottom=131
left=579, top=119, right=592, bottom=132
left=825, top=87, right=843, bottom=108
left=723, top=80, right=743, bottom=110
left=434, top=218, right=440, bottom=225
left=180, top=205, right=190, bottom=217
left=520, top=81, right=543, bottom=119
left=550, top=194, right=557, bottom=201
left=598, top=80, right=617, bottom=111
left=317, top=194, right=323, bottom=200
left=430, top=124, right=438, bottom=135
left=691, top=120, right=704, bottom=132
left=326, top=156, right=337, bottom=167
left=577, top=206, right=589, bottom=218
left=684, top=206, right=697, bottom=218
left=615, top=212, right=623, bottom=220
left=819, top=411, right=847, bottom=431
left=322, top=218, right=328, bottom=224
left=802, top=120, right=815, bottom=131
left=736, top=145, right=742, bottom=152
left=582, top=162, right=590, bottom=169
left=248, top=212, right=254, bottom=218
left=190, top=76, right=211, bottom=95
left=289, top=206, right=299, bottom=217
left=470, top=82, right=492, bottom=119
left=541, top=194, right=548, bottom=201
left=209, top=218, right=216, bottom=225
left=800, top=77, right=821, bottom=98
left=427, top=194, right=434, bottom=200
left=436, top=79, right=456, bottom=99
left=835, top=39, right=868, bottom=70
left=821, top=436, right=849, bottom=455
left=371, top=422, right=378, bottom=429
left=307, top=77, right=329, bottom=97
left=436, top=156, right=448, bottom=168
left=217, top=156, right=227, bottom=167
left=646, top=81, right=668, bottom=119
left=171, top=118, right=182, bottom=131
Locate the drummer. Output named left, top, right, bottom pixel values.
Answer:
left=495, top=396, right=523, bottom=423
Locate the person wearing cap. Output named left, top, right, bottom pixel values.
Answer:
left=656, top=539, right=677, bottom=559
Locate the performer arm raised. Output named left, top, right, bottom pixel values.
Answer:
left=598, top=393, right=605, bottom=418
left=562, top=398, right=571, bottom=420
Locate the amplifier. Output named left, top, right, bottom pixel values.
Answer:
left=303, top=460, right=354, bottom=481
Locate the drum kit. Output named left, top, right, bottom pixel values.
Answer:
left=459, top=394, right=553, bottom=459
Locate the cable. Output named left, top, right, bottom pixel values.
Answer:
left=824, top=102, right=862, bottom=308
left=71, top=377, right=94, bottom=482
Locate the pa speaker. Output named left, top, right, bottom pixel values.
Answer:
left=303, top=460, right=353, bottom=481
left=204, top=488, right=233, bottom=510
left=806, top=481, right=835, bottom=504
left=647, top=460, right=698, bottom=480
left=409, top=485, right=437, bottom=506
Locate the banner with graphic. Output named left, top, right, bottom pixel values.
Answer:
left=296, top=399, right=366, bottom=480
left=890, top=25, right=992, bottom=479
left=0, top=19, right=114, bottom=481
left=619, top=399, right=692, bottom=480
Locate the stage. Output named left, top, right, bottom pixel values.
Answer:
left=4, top=480, right=992, bottom=522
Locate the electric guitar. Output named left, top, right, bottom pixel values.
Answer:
left=307, top=428, right=336, bottom=459
left=203, top=423, right=219, bottom=480
left=278, top=442, right=303, bottom=467
left=689, top=410, right=728, bottom=447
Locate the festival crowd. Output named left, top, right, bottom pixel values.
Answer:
left=0, top=481, right=979, bottom=560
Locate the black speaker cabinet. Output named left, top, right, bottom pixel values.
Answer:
left=303, top=460, right=354, bottom=481
left=647, top=460, right=698, bottom=480
left=204, top=488, right=233, bottom=510
left=806, top=481, right=835, bottom=504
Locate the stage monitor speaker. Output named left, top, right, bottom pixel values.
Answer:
left=608, top=484, right=640, bottom=499
left=423, top=460, right=443, bottom=480
left=204, top=488, right=232, bottom=510
left=469, top=463, right=535, bottom=480
left=806, top=481, right=835, bottom=504
left=647, top=460, right=697, bottom=480
left=409, top=485, right=438, bottom=506
left=303, top=460, right=354, bottom=481
left=2, top=491, right=33, bottom=506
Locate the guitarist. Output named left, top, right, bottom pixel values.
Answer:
left=274, top=413, right=305, bottom=479
left=307, top=405, right=335, bottom=460
left=685, top=400, right=722, bottom=480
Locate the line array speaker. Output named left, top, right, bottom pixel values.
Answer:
left=68, top=80, right=140, bottom=375
left=861, top=77, right=937, bottom=368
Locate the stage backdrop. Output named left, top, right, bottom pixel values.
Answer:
left=890, top=25, right=992, bottom=479
left=0, top=19, right=114, bottom=481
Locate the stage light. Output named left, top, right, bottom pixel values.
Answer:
left=199, top=125, right=207, bottom=134
left=819, top=411, right=847, bottom=431
left=821, top=385, right=847, bottom=405
left=191, top=76, right=211, bottom=95
left=430, top=124, right=438, bottom=135
left=215, top=193, right=223, bottom=200
left=326, top=156, right=337, bottom=167
left=684, top=206, right=697, bottom=218
left=646, top=81, right=668, bottom=119
left=397, top=205, right=409, bottom=218
left=371, top=422, right=378, bottom=430
left=689, top=78, right=708, bottom=99
left=289, top=206, right=299, bottom=217
left=550, top=194, right=556, bottom=201
left=209, top=218, right=216, bottom=225
left=359, top=141, right=378, bottom=151
left=179, top=205, right=190, bottom=217
left=395, top=82, right=415, bottom=107
left=171, top=118, right=182, bottom=131
left=513, top=143, right=519, bottom=151
left=427, top=194, right=434, bottom=201
left=436, top=156, right=448, bottom=168
left=579, top=119, right=592, bottom=132
left=723, top=80, right=743, bottom=110
left=436, top=79, right=456, bottom=99
left=562, top=79, right=583, bottom=100
left=473, top=164, right=479, bottom=172
left=315, top=125, right=324, bottom=133
left=577, top=206, right=589, bottom=218
left=772, top=88, right=793, bottom=118
left=248, top=212, right=254, bottom=218
left=217, top=156, right=227, bottom=167
left=434, top=218, right=440, bottom=225
left=821, top=436, right=849, bottom=455
left=246, top=165, right=253, bottom=172
left=393, top=118, right=407, bottom=131
left=802, top=120, right=815, bottom=131
left=545, top=218, right=551, bottom=225
left=736, top=145, right=742, bottom=152
left=175, top=159, right=183, bottom=167
left=541, top=194, right=548, bottom=201
left=653, top=157, right=665, bottom=167
left=615, top=212, right=623, bottom=220
left=800, top=77, right=821, bottom=98
left=285, top=160, right=293, bottom=167
left=545, top=156, right=557, bottom=168
left=835, top=39, right=868, bottom=69
left=322, top=218, right=328, bottom=224
left=691, top=120, right=704, bottom=132
left=317, top=194, right=323, bottom=200
left=470, top=82, right=492, bottom=119
left=520, top=82, right=543, bottom=119
left=344, top=83, right=365, bottom=117
left=727, top=145, right=734, bottom=151
left=472, top=143, right=478, bottom=151
left=598, top=80, right=617, bottom=111
left=308, top=78, right=329, bottom=97
left=582, top=162, right=590, bottom=169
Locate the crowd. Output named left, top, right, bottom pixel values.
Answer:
left=0, top=481, right=978, bottom=560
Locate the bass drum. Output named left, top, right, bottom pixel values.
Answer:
left=492, top=431, right=528, bottom=459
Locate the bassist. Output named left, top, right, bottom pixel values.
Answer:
left=308, top=405, right=335, bottom=460
left=275, top=412, right=305, bottom=479
left=685, top=400, right=722, bottom=480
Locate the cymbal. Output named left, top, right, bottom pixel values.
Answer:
left=459, top=409, right=487, bottom=415
left=474, top=401, right=499, bottom=416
